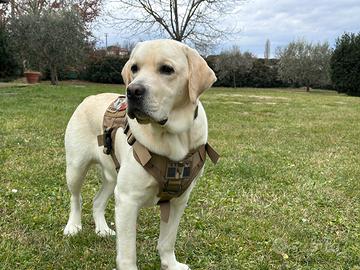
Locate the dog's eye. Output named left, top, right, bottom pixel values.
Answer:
left=131, top=64, right=139, bottom=73
left=159, top=65, right=174, bottom=75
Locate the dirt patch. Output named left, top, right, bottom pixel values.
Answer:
left=0, top=82, right=28, bottom=89
left=215, top=93, right=290, bottom=100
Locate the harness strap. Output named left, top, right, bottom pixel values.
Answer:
left=159, top=201, right=171, bottom=222
left=110, top=128, right=121, bottom=171
left=131, top=140, right=217, bottom=222
left=97, top=131, right=121, bottom=172
left=97, top=96, right=127, bottom=172
left=205, top=143, right=220, bottom=164
left=98, top=96, right=220, bottom=223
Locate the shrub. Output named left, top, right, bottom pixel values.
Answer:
left=330, top=32, right=360, bottom=96
left=206, top=56, right=285, bottom=88
left=83, top=56, right=128, bottom=84
left=0, top=25, right=20, bottom=81
left=249, top=59, right=284, bottom=88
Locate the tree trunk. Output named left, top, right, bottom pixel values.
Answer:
left=50, top=66, right=58, bottom=85
left=232, top=71, right=236, bottom=88
left=306, top=85, right=310, bottom=92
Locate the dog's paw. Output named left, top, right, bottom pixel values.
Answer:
left=64, top=223, right=82, bottom=236
left=176, top=263, right=190, bottom=270
left=161, top=262, right=190, bottom=270
left=96, top=227, right=116, bottom=237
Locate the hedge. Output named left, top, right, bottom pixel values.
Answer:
left=82, top=56, right=129, bottom=84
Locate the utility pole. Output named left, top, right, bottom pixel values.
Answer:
left=105, top=33, right=108, bottom=51
left=264, top=38, right=271, bottom=65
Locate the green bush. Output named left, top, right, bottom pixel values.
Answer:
left=83, top=56, right=129, bottom=84
left=249, top=59, right=284, bottom=88
left=0, top=25, right=20, bottom=81
left=331, top=32, right=360, bottom=96
left=206, top=56, right=285, bottom=88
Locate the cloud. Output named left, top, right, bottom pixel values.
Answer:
left=93, top=0, right=360, bottom=56
left=226, top=0, right=360, bottom=56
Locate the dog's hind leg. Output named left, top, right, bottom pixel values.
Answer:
left=93, top=166, right=116, bottom=236
left=64, top=161, right=89, bottom=236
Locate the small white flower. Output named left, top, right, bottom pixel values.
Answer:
left=11, top=189, right=18, bottom=193
left=111, top=222, right=115, bottom=226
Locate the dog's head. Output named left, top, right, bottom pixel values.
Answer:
left=121, top=39, right=216, bottom=131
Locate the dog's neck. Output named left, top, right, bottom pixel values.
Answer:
left=128, top=102, right=208, bottom=161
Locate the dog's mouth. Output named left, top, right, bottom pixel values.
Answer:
left=157, top=118, right=168, bottom=125
left=128, top=109, right=167, bottom=126
left=128, top=109, right=150, bottom=124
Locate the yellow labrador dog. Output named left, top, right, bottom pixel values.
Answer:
left=63, top=39, right=216, bottom=270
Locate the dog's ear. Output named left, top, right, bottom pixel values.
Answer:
left=121, top=60, right=132, bottom=87
left=185, top=46, right=217, bottom=104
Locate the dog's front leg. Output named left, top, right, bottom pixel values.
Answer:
left=114, top=186, right=139, bottom=270
left=157, top=196, right=191, bottom=270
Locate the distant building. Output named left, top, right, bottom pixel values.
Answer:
left=106, top=46, right=129, bottom=57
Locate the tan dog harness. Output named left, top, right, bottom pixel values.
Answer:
left=97, top=96, right=219, bottom=222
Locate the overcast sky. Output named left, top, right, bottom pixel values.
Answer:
left=94, top=0, right=360, bottom=57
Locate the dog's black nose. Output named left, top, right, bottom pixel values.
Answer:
left=127, top=84, right=146, bottom=100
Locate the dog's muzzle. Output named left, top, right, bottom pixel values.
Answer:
left=126, top=83, right=150, bottom=123
left=126, top=83, right=168, bottom=126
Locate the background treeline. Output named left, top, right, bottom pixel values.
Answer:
left=207, top=56, right=285, bottom=88
left=83, top=55, right=284, bottom=87
left=1, top=21, right=360, bottom=95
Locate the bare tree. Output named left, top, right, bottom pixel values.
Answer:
left=109, top=0, right=244, bottom=52
left=1, top=0, right=101, bottom=23
left=0, top=0, right=13, bottom=24
left=215, top=46, right=256, bottom=88
left=276, top=39, right=332, bottom=91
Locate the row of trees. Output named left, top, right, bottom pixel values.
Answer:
left=0, top=0, right=359, bottom=95
left=210, top=34, right=360, bottom=96
left=205, top=40, right=332, bottom=90
left=206, top=49, right=281, bottom=88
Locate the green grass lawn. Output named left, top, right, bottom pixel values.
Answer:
left=1, top=82, right=360, bottom=270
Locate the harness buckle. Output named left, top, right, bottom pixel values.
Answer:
left=166, top=161, right=191, bottom=179
left=164, top=179, right=182, bottom=195
left=127, top=133, right=136, bottom=146
left=123, top=121, right=130, bottom=134
left=103, top=128, right=113, bottom=155
left=163, top=161, right=192, bottom=196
